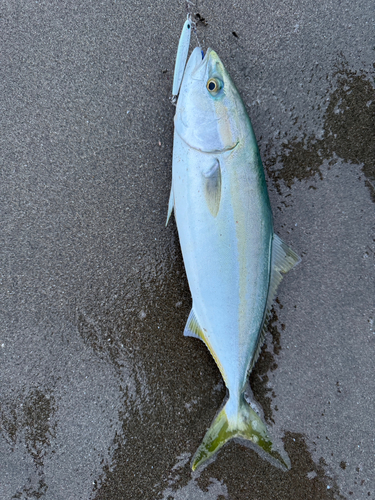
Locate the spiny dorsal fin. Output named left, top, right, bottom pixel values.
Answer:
left=165, top=187, right=174, bottom=226
left=203, top=160, right=221, bottom=218
left=183, top=308, right=205, bottom=341
left=249, top=234, right=301, bottom=372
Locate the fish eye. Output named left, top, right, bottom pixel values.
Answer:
left=206, top=78, right=222, bottom=94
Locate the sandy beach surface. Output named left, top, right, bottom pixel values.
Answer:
left=1, top=0, right=374, bottom=498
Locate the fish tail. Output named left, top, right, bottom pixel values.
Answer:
left=191, top=393, right=290, bottom=471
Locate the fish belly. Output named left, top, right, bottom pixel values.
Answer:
left=172, top=133, right=273, bottom=394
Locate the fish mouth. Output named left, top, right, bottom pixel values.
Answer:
left=191, top=47, right=212, bottom=76
left=176, top=127, right=239, bottom=154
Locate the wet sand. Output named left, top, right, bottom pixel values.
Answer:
left=1, top=0, right=374, bottom=499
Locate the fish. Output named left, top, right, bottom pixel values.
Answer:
left=166, top=33, right=300, bottom=471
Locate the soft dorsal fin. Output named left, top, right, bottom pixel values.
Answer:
left=203, top=159, right=221, bottom=218
left=272, top=234, right=301, bottom=275
left=183, top=309, right=206, bottom=341
left=165, top=187, right=174, bottom=226
left=249, top=234, right=301, bottom=372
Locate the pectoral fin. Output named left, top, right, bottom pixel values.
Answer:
left=166, top=187, right=174, bottom=226
left=203, top=159, right=221, bottom=218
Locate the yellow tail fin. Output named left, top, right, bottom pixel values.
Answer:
left=191, top=395, right=290, bottom=471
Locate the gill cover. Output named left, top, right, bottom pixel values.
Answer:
left=174, top=48, right=243, bottom=153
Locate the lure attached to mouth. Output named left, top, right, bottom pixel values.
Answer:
left=172, top=16, right=205, bottom=103
left=172, top=16, right=192, bottom=100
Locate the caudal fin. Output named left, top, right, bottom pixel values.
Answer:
left=191, top=395, right=290, bottom=471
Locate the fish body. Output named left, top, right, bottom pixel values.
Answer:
left=167, top=45, right=300, bottom=470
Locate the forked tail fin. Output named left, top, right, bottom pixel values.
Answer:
left=191, top=395, right=290, bottom=471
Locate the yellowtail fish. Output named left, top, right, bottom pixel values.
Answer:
left=167, top=26, right=300, bottom=471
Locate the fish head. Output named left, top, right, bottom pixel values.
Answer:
left=175, top=47, right=246, bottom=154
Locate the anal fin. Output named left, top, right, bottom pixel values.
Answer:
left=184, top=309, right=206, bottom=342
left=184, top=308, right=227, bottom=383
left=166, top=187, right=174, bottom=226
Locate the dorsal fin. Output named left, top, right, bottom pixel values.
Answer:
left=249, top=234, right=301, bottom=372
left=272, top=234, right=301, bottom=274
